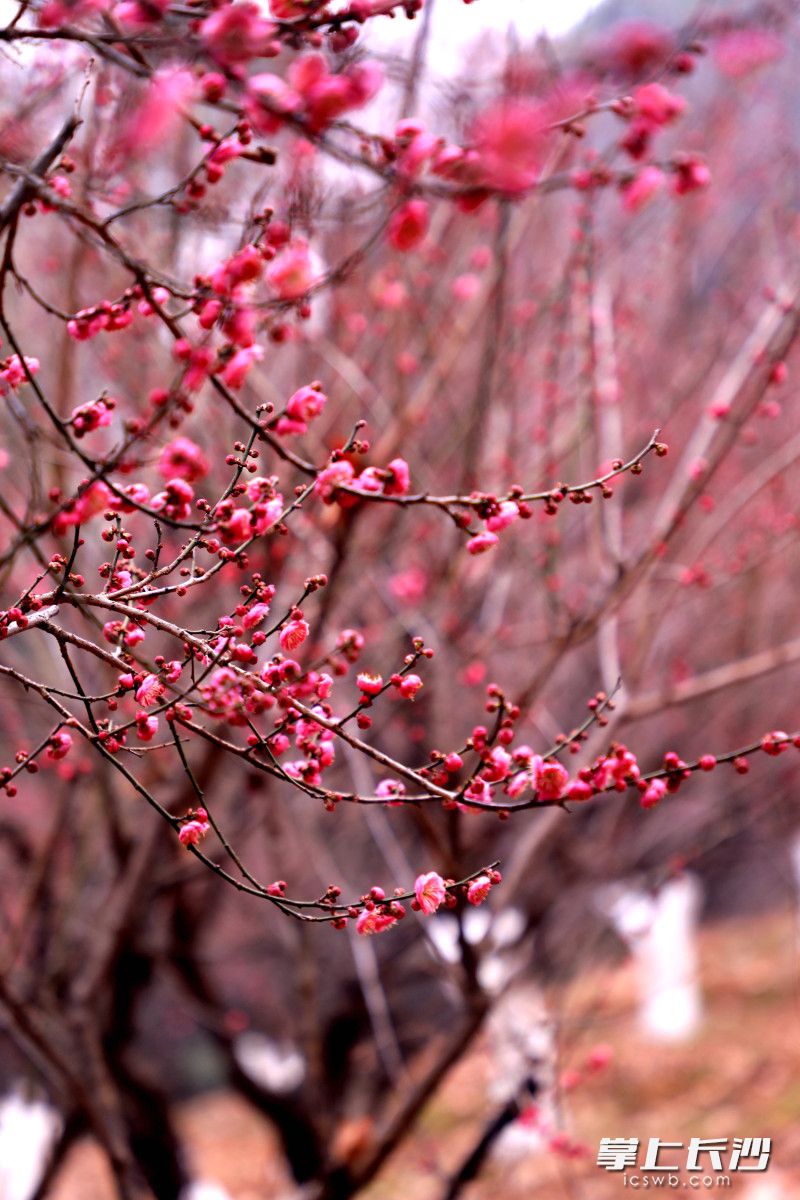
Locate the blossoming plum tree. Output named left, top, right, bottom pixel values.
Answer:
left=0, top=0, right=797, bottom=1195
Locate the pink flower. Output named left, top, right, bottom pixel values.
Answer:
left=1, top=355, right=39, bottom=391
left=220, top=346, right=263, bottom=390
left=135, top=674, right=165, bottom=708
left=482, top=746, right=511, bottom=783
left=70, top=396, right=114, bottom=437
left=158, top=436, right=209, bottom=482
left=282, top=382, right=327, bottom=433
left=633, top=82, right=686, bottom=128
left=673, top=156, right=711, bottom=196
left=714, top=28, right=783, bottom=77
left=357, top=672, right=383, bottom=696
left=356, top=908, right=397, bottom=935
left=388, top=200, right=429, bottom=252
left=385, top=457, right=411, bottom=496
left=289, top=54, right=382, bottom=132
left=242, top=602, right=271, bottom=630
left=414, top=871, right=446, bottom=915
left=376, top=779, right=406, bottom=802
left=397, top=674, right=423, bottom=700
left=179, top=817, right=210, bottom=847
left=621, top=166, right=665, bottom=213
left=136, top=714, right=159, bottom=742
left=46, top=730, right=73, bottom=760
left=266, top=238, right=322, bottom=300
left=603, top=20, right=674, bottom=77
left=640, top=778, right=667, bottom=809
left=315, top=459, right=355, bottom=504
left=466, top=875, right=492, bottom=906
left=200, top=3, right=277, bottom=67
left=472, top=100, right=551, bottom=194
left=150, top=477, right=194, bottom=522
left=117, top=69, right=195, bottom=160
left=534, top=758, right=569, bottom=801
left=565, top=779, right=594, bottom=802
left=115, top=0, right=168, bottom=24
left=486, top=501, right=518, bottom=533
left=280, top=618, right=309, bottom=653
left=246, top=73, right=303, bottom=135
left=466, top=531, right=498, bottom=555
left=38, top=0, right=108, bottom=28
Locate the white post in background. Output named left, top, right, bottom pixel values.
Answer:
left=180, top=1184, right=233, bottom=1200
left=0, top=1088, right=61, bottom=1200
left=597, top=874, right=704, bottom=1041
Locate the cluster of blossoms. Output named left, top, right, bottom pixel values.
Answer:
left=465, top=496, right=527, bottom=556
left=178, top=807, right=211, bottom=847
left=314, top=454, right=411, bottom=503
left=0, top=0, right=790, bottom=946
left=69, top=395, right=116, bottom=437
left=0, top=355, right=39, bottom=393
left=246, top=51, right=382, bottom=136
left=352, top=867, right=501, bottom=936
left=273, top=382, right=327, bottom=436
left=66, top=288, right=170, bottom=342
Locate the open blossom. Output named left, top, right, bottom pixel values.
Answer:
left=482, top=746, right=511, bottom=783
left=242, top=602, right=271, bottom=630
left=220, top=346, right=263, bottom=389
left=472, top=100, right=551, bottom=194
left=135, top=674, right=165, bottom=708
left=357, top=672, right=383, bottom=696
left=151, top=477, right=194, bottom=522
left=246, top=73, right=303, bottom=135
left=533, top=757, right=570, bottom=801
left=633, top=82, right=686, bottom=128
left=178, top=809, right=210, bottom=848
left=466, top=875, right=492, bottom=906
left=315, top=459, right=355, bottom=504
left=288, top=53, right=382, bottom=133
left=397, top=674, right=423, bottom=700
left=1, top=355, right=39, bottom=391
left=467, top=530, right=498, bottom=555
left=70, top=396, right=114, bottom=437
left=277, top=382, right=327, bottom=435
left=414, top=871, right=447, bottom=915
left=376, top=779, right=406, bottom=804
left=266, top=238, right=324, bottom=300
left=116, top=69, right=195, bottom=160
left=280, top=618, right=309, bottom=653
left=158, top=436, right=209, bottom=482
left=356, top=909, right=397, bottom=936
left=38, top=0, right=108, bottom=28
left=200, top=3, right=277, bottom=67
